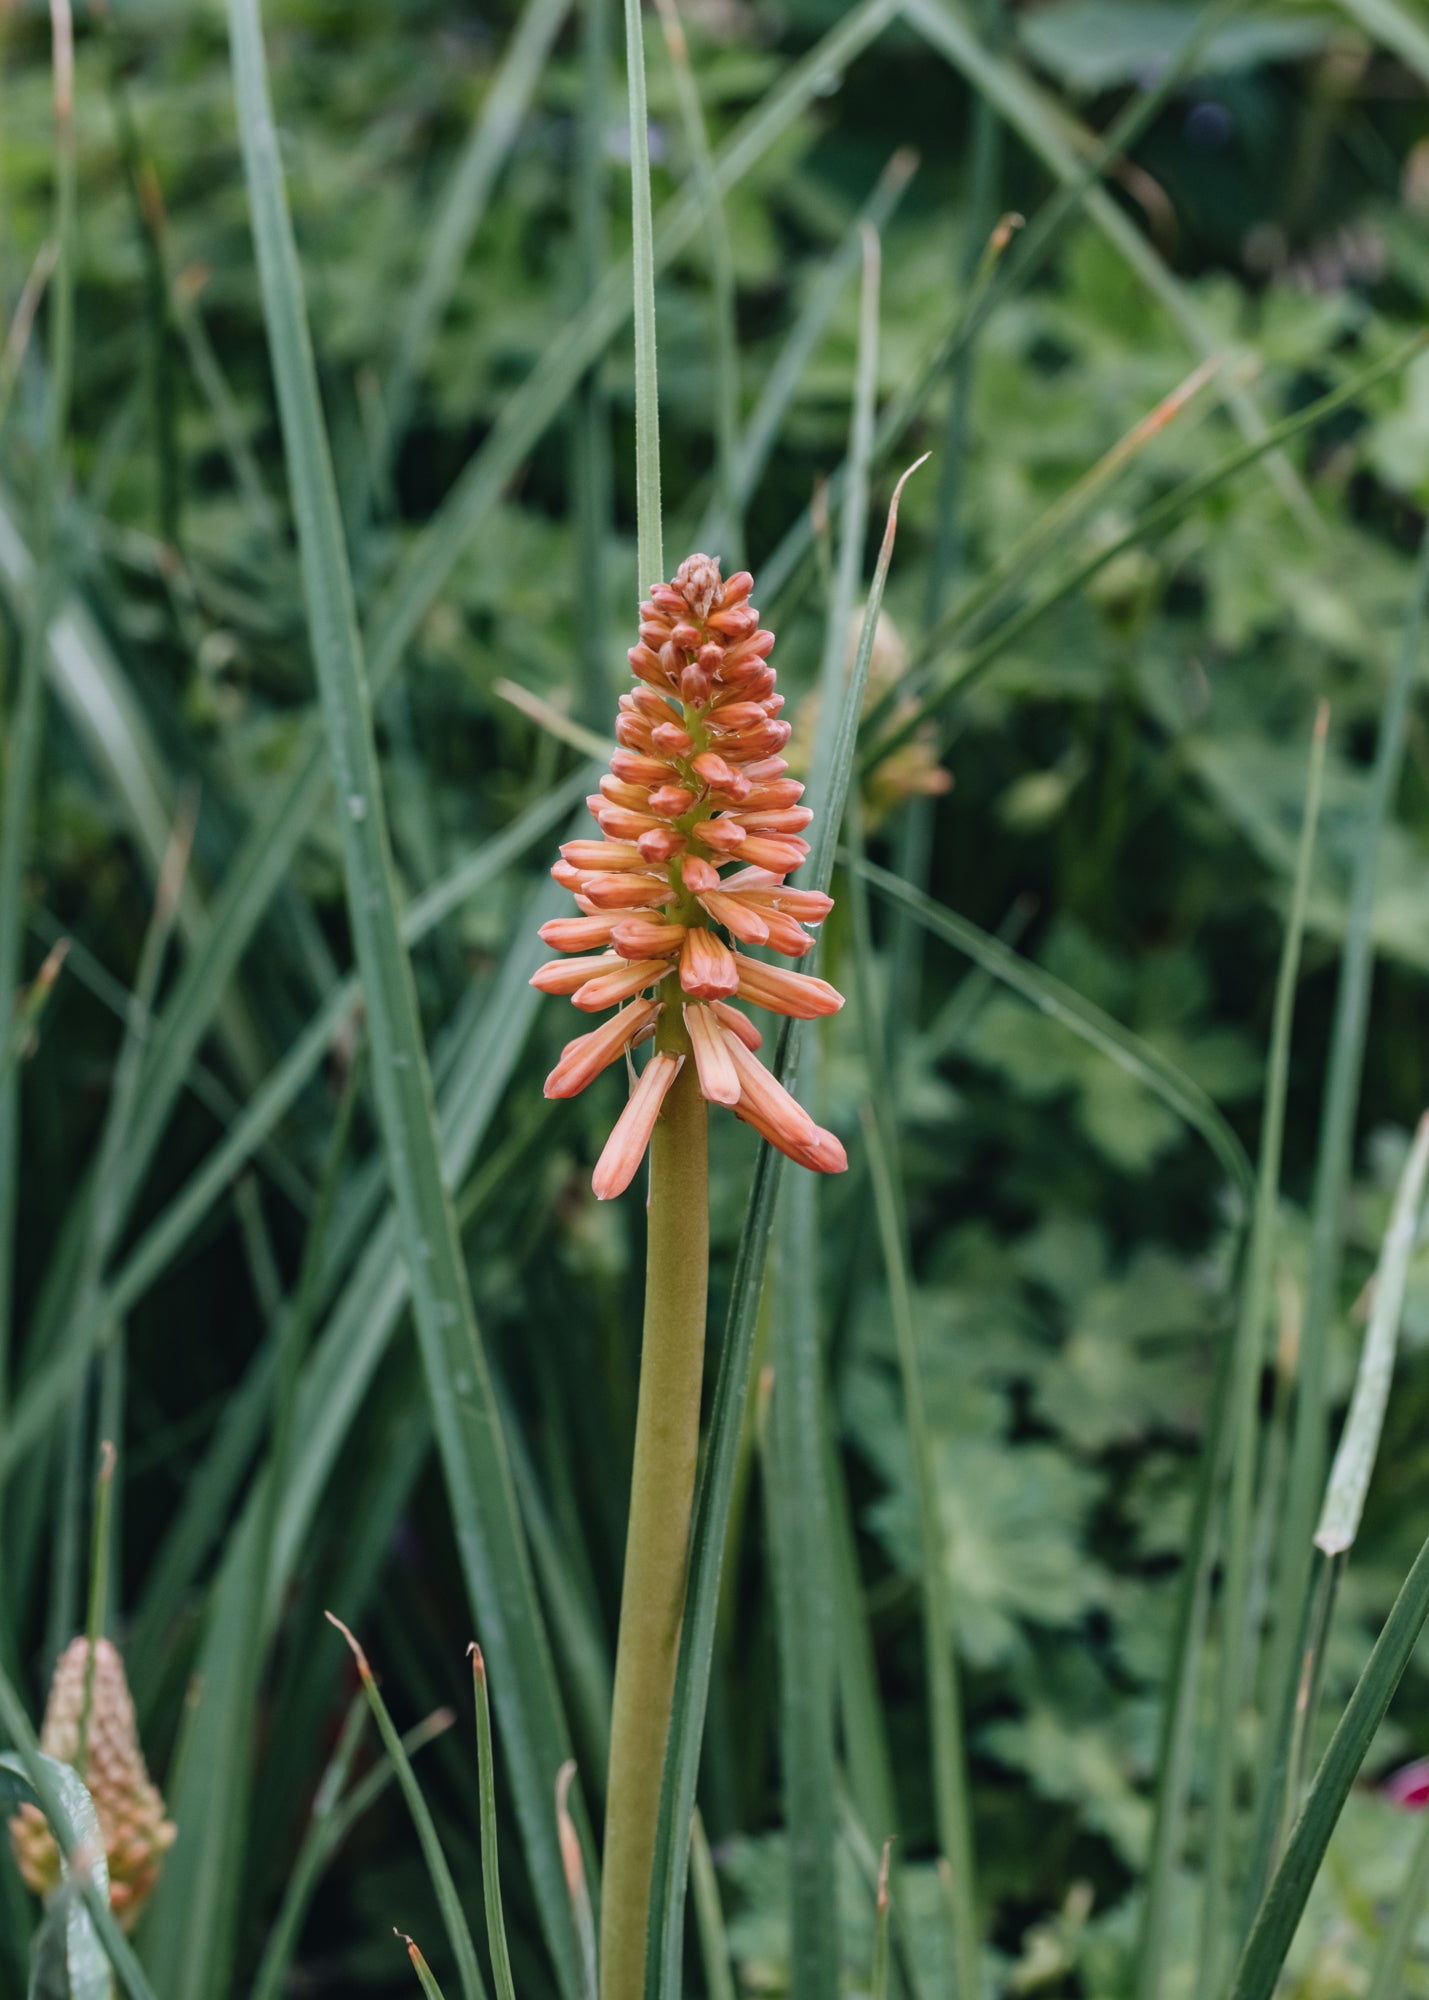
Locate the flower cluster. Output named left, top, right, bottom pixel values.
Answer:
left=9, top=1636, right=176, bottom=1929
left=536, top=553, right=847, bottom=1198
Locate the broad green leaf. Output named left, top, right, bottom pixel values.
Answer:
left=868, top=1435, right=1107, bottom=1668
left=982, top=1707, right=1153, bottom=1867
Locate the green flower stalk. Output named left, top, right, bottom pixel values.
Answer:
left=535, top=553, right=847, bottom=1997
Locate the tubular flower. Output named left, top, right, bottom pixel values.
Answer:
left=536, top=553, right=847, bottom=1198
left=9, top=1637, right=176, bottom=1929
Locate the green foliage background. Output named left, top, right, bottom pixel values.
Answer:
left=5, top=1, right=1429, bottom=1996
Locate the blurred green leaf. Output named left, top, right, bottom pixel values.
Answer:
left=1018, top=4, right=1336, bottom=94
left=869, top=1436, right=1107, bottom=1668
left=0, top=1755, right=110, bottom=2000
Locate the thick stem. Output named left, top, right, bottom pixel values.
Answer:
left=601, top=1045, right=709, bottom=2000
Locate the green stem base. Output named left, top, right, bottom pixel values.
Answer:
left=600, top=1049, right=709, bottom=2000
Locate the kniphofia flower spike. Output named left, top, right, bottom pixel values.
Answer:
left=536, top=554, right=848, bottom=1198
left=9, top=1636, right=176, bottom=1928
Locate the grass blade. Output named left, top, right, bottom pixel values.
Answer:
left=1228, top=1529, right=1429, bottom=2000
left=871, top=1841, right=892, bottom=2000
left=694, top=149, right=916, bottom=557
left=557, top=1761, right=599, bottom=2000
left=689, top=1811, right=736, bottom=2000
left=1315, top=1111, right=1429, bottom=1559
left=761, top=220, right=889, bottom=2000
left=0, top=496, right=265, bottom=1090
left=903, top=355, right=1220, bottom=708
left=1128, top=728, right=1311, bottom=2000
left=131, top=761, right=588, bottom=1281
left=244, top=1366, right=432, bottom=1891
left=381, top=0, right=572, bottom=461
left=1364, top=1797, right=1429, bottom=2000
left=251, top=1704, right=454, bottom=2000
left=809, top=460, right=927, bottom=887
left=0, top=1, right=901, bottom=1430
left=573, top=0, right=614, bottom=726
left=837, top=1793, right=929, bottom=2000
left=138, top=1453, right=272, bottom=1997
left=0, top=0, right=75, bottom=1567
left=872, top=334, right=1428, bottom=763
left=27, top=804, right=196, bottom=1681
left=272, top=873, right=570, bottom=1593
left=821, top=1406, right=898, bottom=1876
left=0, top=242, right=56, bottom=436
left=72, top=795, right=197, bottom=1317
left=623, top=0, right=662, bottom=587
left=1136, top=1312, right=1224, bottom=2000
left=0, top=1001, right=335, bottom=1480
left=402, top=1933, right=454, bottom=2000
left=653, top=0, right=741, bottom=561
left=14, top=0, right=899, bottom=1316
left=366, top=0, right=899, bottom=690
left=894, top=0, right=1002, bottom=1052
left=1248, top=526, right=1429, bottom=1900
left=76, top=1443, right=117, bottom=1778
left=209, top=1035, right=368, bottom=1950
left=1195, top=705, right=1329, bottom=1999
left=1264, top=1106, right=1429, bottom=1909
left=849, top=792, right=980, bottom=2000
left=504, top=1415, right=613, bottom=1781
left=0, top=936, right=68, bottom=1091
left=900, top=0, right=1320, bottom=536
left=806, top=223, right=882, bottom=804
left=757, top=0, right=1252, bottom=611
left=918, top=894, right=1035, bottom=1063
left=166, top=248, right=277, bottom=537
left=767, top=1163, right=839, bottom=2000
left=923, top=0, right=1001, bottom=631
left=327, top=1617, right=487, bottom=2000
left=125, top=1339, right=276, bottom=1702
left=471, top=1646, right=518, bottom=2000
left=0, top=763, right=597, bottom=1493
left=139, top=879, right=570, bottom=1991
left=223, top=8, right=587, bottom=1992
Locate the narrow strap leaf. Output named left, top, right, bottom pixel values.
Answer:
left=223, top=6, right=585, bottom=1991
left=1229, top=1529, right=1429, bottom=2000
left=1315, top=1112, right=1429, bottom=1558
